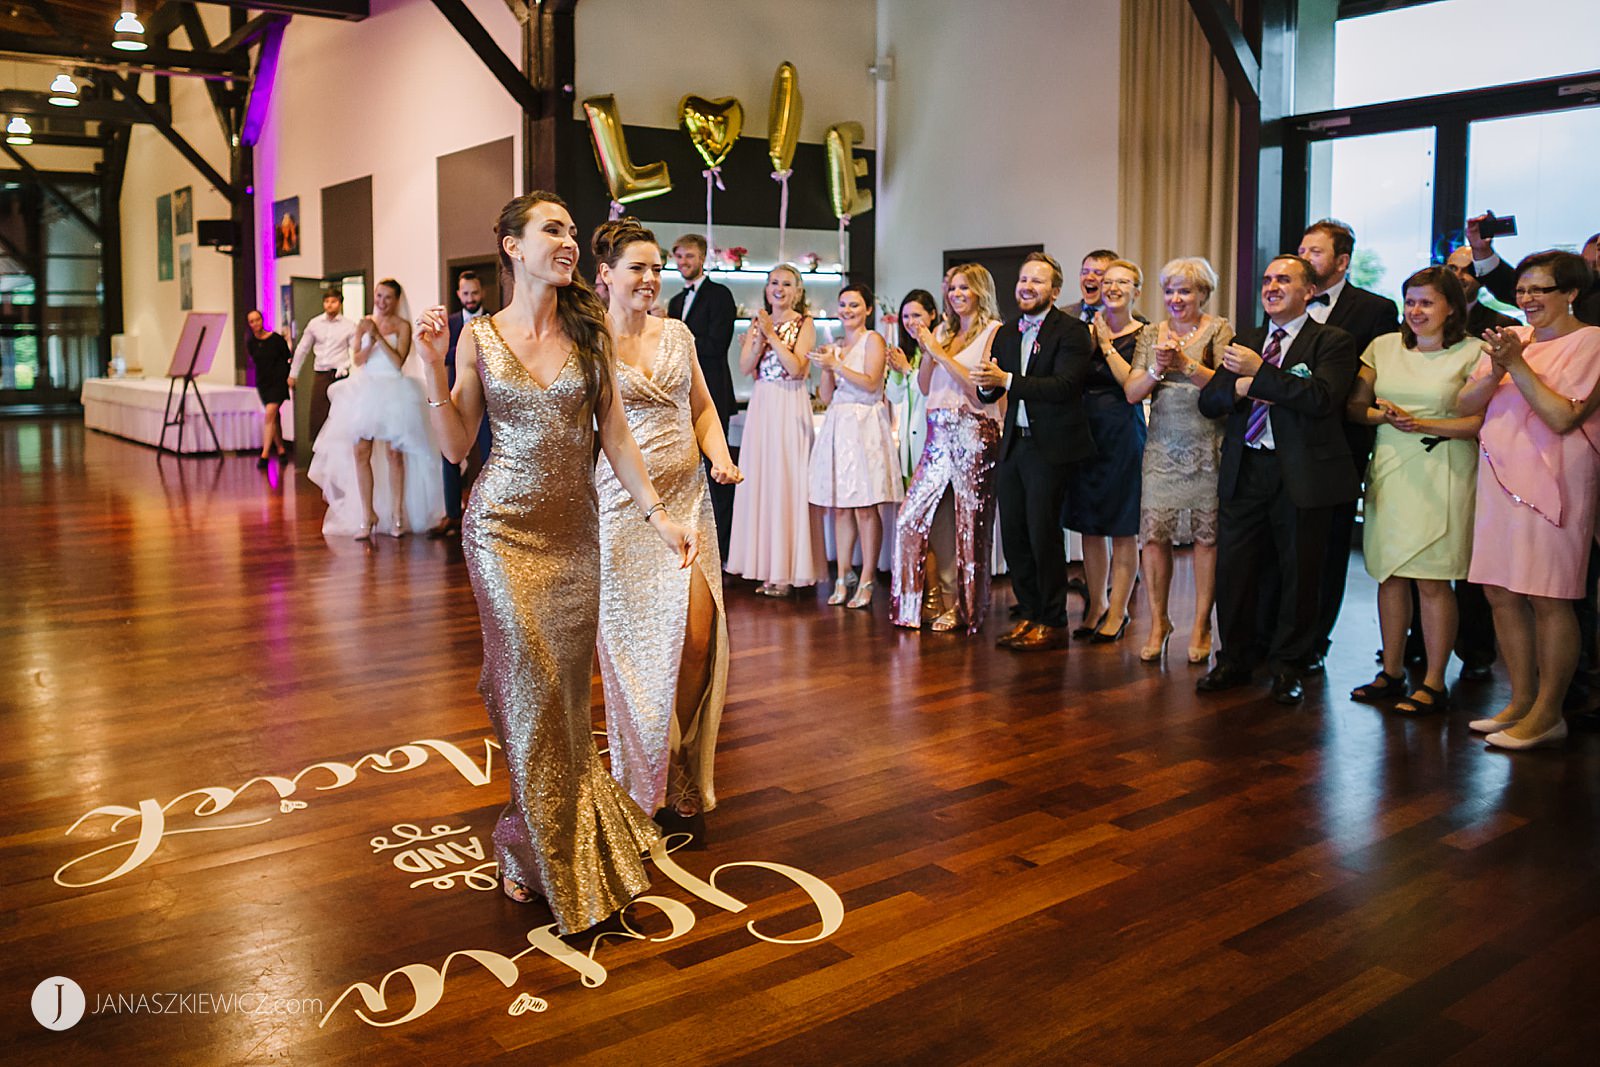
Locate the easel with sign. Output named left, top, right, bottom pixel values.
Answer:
left=158, top=311, right=229, bottom=455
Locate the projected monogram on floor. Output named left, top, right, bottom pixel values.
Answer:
left=373, top=822, right=498, bottom=892
left=322, top=835, right=845, bottom=1029
left=54, top=737, right=502, bottom=888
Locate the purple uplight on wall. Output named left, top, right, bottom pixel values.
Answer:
left=245, top=21, right=286, bottom=330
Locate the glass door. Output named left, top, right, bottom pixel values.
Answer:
left=1305, top=127, right=1436, bottom=311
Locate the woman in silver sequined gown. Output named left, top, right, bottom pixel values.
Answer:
left=591, top=219, right=740, bottom=822
left=415, top=193, right=697, bottom=935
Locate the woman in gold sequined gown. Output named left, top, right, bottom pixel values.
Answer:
left=590, top=218, right=741, bottom=824
left=415, top=193, right=697, bottom=935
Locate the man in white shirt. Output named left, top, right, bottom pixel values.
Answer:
left=288, top=288, right=356, bottom=446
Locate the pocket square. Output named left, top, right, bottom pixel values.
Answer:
left=1288, top=364, right=1312, bottom=378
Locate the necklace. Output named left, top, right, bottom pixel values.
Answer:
left=1167, top=318, right=1204, bottom=348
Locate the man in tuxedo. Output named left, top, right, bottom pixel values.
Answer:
left=1196, top=255, right=1360, bottom=704
left=1466, top=216, right=1600, bottom=326
left=971, top=253, right=1096, bottom=651
left=668, top=233, right=738, bottom=556
left=1060, top=249, right=1117, bottom=323
left=428, top=270, right=494, bottom=538
left=1297, top=219, right=1400, bottom=673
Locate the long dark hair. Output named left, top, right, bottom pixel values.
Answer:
left=898, top=289, right=938, bottom=361
left=495, top=191, right=613, bottom=419
left=1398, top=266, right=1468, bottom=349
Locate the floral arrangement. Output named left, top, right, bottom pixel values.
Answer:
left=798, top=251, right=821, bottom=272
left=715, top=246, right=748, bottom=270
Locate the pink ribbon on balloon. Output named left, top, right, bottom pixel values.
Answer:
left=771, top=169, right=792, bottom=264
left=702, top=166, right=724, bottom=260
left=837, top=213, right=851, bottom=272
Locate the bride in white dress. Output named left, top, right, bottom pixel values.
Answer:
left=307, top=277, right=445, bottom=539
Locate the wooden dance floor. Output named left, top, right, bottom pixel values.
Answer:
left=6, top=417, right=1600, bottom=1065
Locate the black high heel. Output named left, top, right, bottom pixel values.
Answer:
left=1091, top=614, right=1130, bottom=643
left=1072, top=610, right=1108, bottom=640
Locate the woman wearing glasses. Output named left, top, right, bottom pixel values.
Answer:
left=1457, top=250, right=1600, bottom=750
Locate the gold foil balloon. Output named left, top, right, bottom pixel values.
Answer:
left=582, top=95, right=672, bottom=205
left=767, top=62, right=802, bottom=173
left=678, top=95, right=744, bottom=170
left=825, top=121, right=873, bottom=217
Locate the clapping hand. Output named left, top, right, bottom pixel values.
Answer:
left=913, top=322, right=939, bottom=354
left=755, top=308, right=779, bottom=341
left=1483, top=326, right=1525, bottom=373
left=415, top=306, right=452, bottom=366
left=808, top=344, right=840, bottom=372
left=970, top=355, right=1006, bottom=390
left=1374, top=398, right=1418, bottom=431
left=1153, top=340, right=1182, bottom=374
left=886, top=344, right=912, bottom=375
left=1221, top=342, right=1265, bottom=377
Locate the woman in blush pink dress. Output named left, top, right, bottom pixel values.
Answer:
left=808, top=283, right=903, bottom=609
left=727, top=265, right=826, bottom=596
left=1456, top=250, right=1600, bottom=750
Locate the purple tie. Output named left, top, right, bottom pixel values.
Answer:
left=1243, top=327, right=1288, bottom=445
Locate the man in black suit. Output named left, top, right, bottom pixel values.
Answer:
left=1196, top=255, right=1360, bottom=704
left=429, top=270, right=494, bottom=538
left=1061, top=248, right=1118, bottom=323
left=1466, top=216, right=1600, bottom=327
left=1433, top=245, right=1519, bottom=677
left=1297, top=219, right=1400, bottom=672
left=971, top=252, right=1096, bottom=651
left=667, top=233, right=738, bottom=556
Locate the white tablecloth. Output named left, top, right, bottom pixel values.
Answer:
left=82, top=377, right=293, bottom=454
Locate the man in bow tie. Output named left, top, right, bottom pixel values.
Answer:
left=1295, top=220, right=1399, bottom=674
left=1196, top=255, right=1359, bottom=704
left=972, top=253, right=1096, bottom=651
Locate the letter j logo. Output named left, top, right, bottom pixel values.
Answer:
left=32, top=976, right=86, bottom=1030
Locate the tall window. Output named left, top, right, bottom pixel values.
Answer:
left=1334, top=0, right=1600, bottom=109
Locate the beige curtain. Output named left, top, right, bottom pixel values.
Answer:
left=1118, top=0, right=1241, bottom=323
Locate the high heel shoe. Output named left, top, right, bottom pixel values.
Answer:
left=930, top=608, right=961, bottom=633
left=1091, top=614, right=1130, bottom=644
left=847, top=582, right=874, bottom=609
left=1072, top=610, right=1108, bottom=640
left=502, top=874, right=538, bottom=904
left=355, top=512, right=379, bottom=541
left=386, top=515, right=405, bottom=538
left=1187, top=631, right=1213, bottom=664
left=827, top=572, right=856, bottom=606
left=1139, top=622, right=1173, bottom=662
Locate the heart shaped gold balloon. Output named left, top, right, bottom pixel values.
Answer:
left=678, top=95, right=744, bottom=169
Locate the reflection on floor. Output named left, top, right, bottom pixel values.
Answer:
left=5, top=418, right=1599, bottom=1063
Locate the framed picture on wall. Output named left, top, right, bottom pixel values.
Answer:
left=156, top=193, right=173, bottom=281
left=179, top=244, right=193, bottom=311
left=174, top=186, right=193, bottom=236
left=280, top=283, right=296, bottom=343
left=273, top=196, right=300, bottom=258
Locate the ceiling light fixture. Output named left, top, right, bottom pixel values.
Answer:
left=6, top=117, right=35, bottom=145
left=112, top=10, right=148, bottom=52
left=49, top=74, right=81, bottom=107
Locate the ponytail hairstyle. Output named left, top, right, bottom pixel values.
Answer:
left=494, top=191, right=613, bottom=419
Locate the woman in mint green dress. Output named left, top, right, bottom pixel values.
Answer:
left=1346, top=267, right=1484, bottom=714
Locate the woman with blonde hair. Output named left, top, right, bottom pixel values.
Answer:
left=891, top=263, right=1004, bottom=633
left=728, top=264, right=825, bottom=596
left=1069, top=259, right=1148, bottom=643
left=1123, top=256, right=1231, bottom=662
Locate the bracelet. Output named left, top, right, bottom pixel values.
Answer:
left=426, top=398, right=448, bottom=408
left=1146, top=366, right=1162, bottom=381
left=643, top=501, right=668, bottom=522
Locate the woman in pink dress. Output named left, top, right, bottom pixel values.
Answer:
left=1456, top=250, right=1600, bottom=750
left=727, top=265, right=825, bottom=596
left=890, top=264, right=1004, bottom=633
left=809, top=284, right=904, bottom=609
